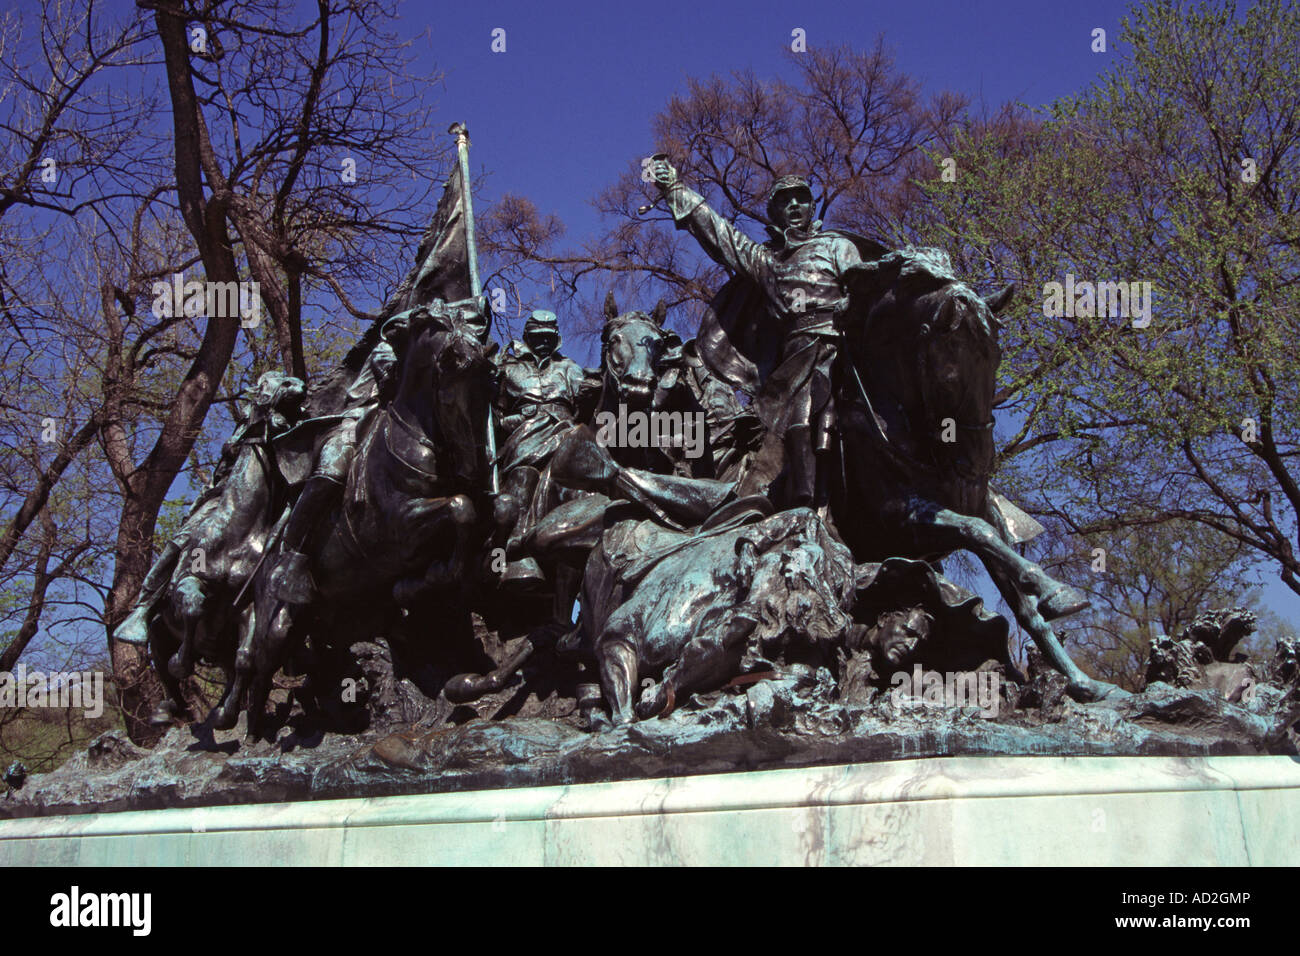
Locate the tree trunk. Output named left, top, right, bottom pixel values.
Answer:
left=105, top=1, right=244, bottom=744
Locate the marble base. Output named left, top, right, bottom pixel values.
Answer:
left=2, top=755, right=1297, bottom=865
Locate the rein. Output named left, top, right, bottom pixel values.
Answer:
left=848, top=302, right=996, bottom=485
left=384, top=403, right=443, bottom=484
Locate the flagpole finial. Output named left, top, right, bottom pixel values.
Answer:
left=448, top=122, right=469, bottom=145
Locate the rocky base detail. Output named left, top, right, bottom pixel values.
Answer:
left=4, top=647, right=1297, bottom=819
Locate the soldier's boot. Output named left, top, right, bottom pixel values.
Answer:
left=552, top=425, right=733, bottom=527
left=113, top=540, right=183, bottom=645
left=492, top=467, right=538, bottom=547
left=813, top=408, right=837, bottom=519
left=268, top=475, right=340, bottom=604
left=611, top=467, right=735, bottom=527
left=784, top=425, right=816, bottom=509
left=492, top=467, right=545, bottom=588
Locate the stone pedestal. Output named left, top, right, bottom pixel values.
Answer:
left=2, top=755, right=1296, bottom=866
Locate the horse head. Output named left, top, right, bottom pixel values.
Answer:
left=910, top=281, right=1008, bottom=462
left=238, top=370, right=308, bottom=433
left=846, top=248, right=1012, bottom=510
left=396, top=298, right=495, bottom=491
left=600, top=292, right=673, bottom=411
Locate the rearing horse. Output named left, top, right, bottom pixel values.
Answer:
left=141, top=371, right=307, bottom=726
left=221, top=300, right=495, bottom=734
left=836, top=248, right=1117, bottom=701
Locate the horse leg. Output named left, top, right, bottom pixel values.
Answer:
left=212, top=606, right=255, bottom=731
left=444, top=638, right=537, bottom=704
left=445, top=493, right=477, bottom=592
left=596, top=634, right=639, bottom=726
left=210, top=659, right=237, bottom=727
left=914, top=509, right=1121, bottom=701
left=392, top=494, right=477, bottom=606
left=148, top=621, right=190, bottom=725
left=984, top=563, right=1123, bottom=702
left=444, top=593, right=581, bottom=704
left=914, top=507, right=1088, bottom=620
left=165, top=577, right=206, bottom=680
left=637, top=612, right=759, bottom=720
left=245, top=599, right=299, bottom=740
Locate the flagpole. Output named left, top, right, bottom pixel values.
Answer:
left=449, top=122, right=498, bottom=494
left=450, top=123, right=481, bottom=297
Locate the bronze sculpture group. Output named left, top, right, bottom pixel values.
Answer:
left=114, top=153, right=1121, bottom=739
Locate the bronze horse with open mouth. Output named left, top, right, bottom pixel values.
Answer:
left=220, top=299, right=495, bottom=736
left=834, top=248, right=1117, bottom=701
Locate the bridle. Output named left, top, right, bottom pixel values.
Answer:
left=845, top=289, right=997, bottom=485
left=913, top=302, right=996, bottom=483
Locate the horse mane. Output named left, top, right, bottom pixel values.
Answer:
left=889, top=246, right=960, bottom=290
left=600, top=309, right=662, bottom=341
left=860, top=247, right=1000, bottom=350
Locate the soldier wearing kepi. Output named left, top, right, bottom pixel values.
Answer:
left=492, top=309, right=598, bottom=584
left=112, top=370, right=308, bottom=646
left=650, top=158, right=883, bottom=510
left=267, top=313, right=410, bottom=604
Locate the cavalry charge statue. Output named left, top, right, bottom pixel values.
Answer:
left=115, top=148, right=1125, bottom=740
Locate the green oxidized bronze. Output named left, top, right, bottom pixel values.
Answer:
left=116, top=135, right=1163, bottom=745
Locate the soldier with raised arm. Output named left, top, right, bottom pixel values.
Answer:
left=650, top=158, right=884, bottom=509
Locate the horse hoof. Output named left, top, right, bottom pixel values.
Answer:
left=1039, top=583, right=1089, bottom=621
left=634, top=691, right=661, bottom=721
left=444, top=672, right=488, bottom=704
left=149, top=701, right=182, bottom=727
left=209, top=706, right=239, bottom=731
left=555, top=626, right=585, bottom=660
left=634, top=682, right=675, bottom=720
left=1066, top=678, right=1130, bottom=703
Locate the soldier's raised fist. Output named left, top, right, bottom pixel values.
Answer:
left=651, top=157, right=678, bottom=189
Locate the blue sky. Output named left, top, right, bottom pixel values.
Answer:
left=397, top=0, right=1300, bottom=626
left=412, top=0, right=1139, bottom=247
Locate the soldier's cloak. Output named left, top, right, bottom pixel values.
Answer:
left=695, top=228, right=888, bottom=496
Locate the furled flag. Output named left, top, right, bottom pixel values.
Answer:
left=383, top=159, right=474, bottom=317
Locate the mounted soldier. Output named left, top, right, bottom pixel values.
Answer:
left=112, top=370, right=308, bottom=649
left=491, top=308, right=599, bottom=586
left=266, top=313, right=412, bottom=605
left=649, top=158, right=887, bottom=510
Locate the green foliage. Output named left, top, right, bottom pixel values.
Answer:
left=915, top=0, right=1300, bottom=595
left=0, top=666, right=124, bottom=779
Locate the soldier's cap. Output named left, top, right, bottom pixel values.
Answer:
left=766, top=175, right=814, bottom=218
left=523, top=309, right=560, bottom=337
